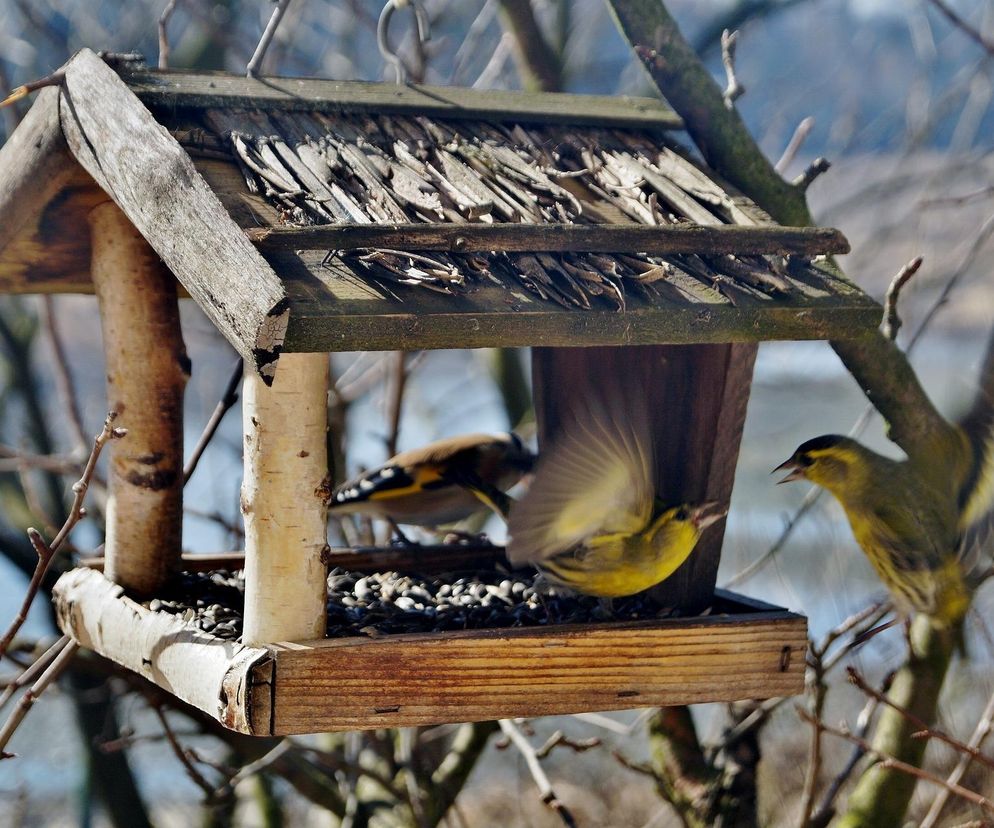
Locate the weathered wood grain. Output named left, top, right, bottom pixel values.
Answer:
left=54, top=564, right=806, bottom=735
left=91, top=202, right=187, bottom=596
left=0, top=85, right=107, bottom=293
left=0, top=86, right=72, bottom=259
left=57, top=49, right=288, bottom=383
left=247, top=222, right=850, bottom=256
left=123, top=68, right=683, bottom=129
left=265, top=611, right=807, bottom=733
left=279, top=246, right=882, bottom=351
left=53, top=567, right=272, bottom=734
left=530, top=344, right=753, bottom=613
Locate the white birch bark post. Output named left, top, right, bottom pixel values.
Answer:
left=241, top=353, right=329, bottom=645
left=90, top=201, right=187, bottom=595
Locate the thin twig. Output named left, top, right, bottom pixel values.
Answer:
left=158, top=0, right=182, bottom=69
left=798, top=655, right=828, bottom=827
left=0, top=70, right=66, bottom=109
left=793, top=157, right=831, bottom=191
left=0, top=447, right=80, bottom=475
left=720, top=29, right=744, bottom=109
left=809, top=688, right=884, bottom=828
left=848, top=667, right=994, bottom=772
left=0, top=638, right=78, bottom=757
left=882, top=257, right=924, bottom=341
left=534, top=730, right=601, bottom=759
left=217, top=739, right=292, bottom=796
left=719, top=602, right=890, bottom=748
left=921, top=683, right=994, bottom=827
left=797, top=708, right=994, bottom=814
left=498, top=719, right=577, bottom=828
left=0, top=635, right=69, bottom=712
left=385, top=351, right=408, bottom=458
left=39, top=297, right=87, bottom=456
left=246, top=0, right=293, bottom=77
left=0, top=414, right=125, bottom=663
left=775, top=116, right=815, bottom=175
left=184, top=359, right=242, bottom=484
left=919, top=184, right=994, bottom=207
left=152, top=704, right=217, bottom=797
left=927, top=0, right=994, bottom=56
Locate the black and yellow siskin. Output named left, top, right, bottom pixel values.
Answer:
left=775, top=344, right=994, bottom=628
left=507, top=398, right=725, bottom=598
left=328, top=432, right=534, bottom=528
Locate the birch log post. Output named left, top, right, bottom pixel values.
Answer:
left=241, top=353, right=329, bottom=645
left=90, top=201, right=187, bottom=596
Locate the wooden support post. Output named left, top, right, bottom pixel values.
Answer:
left=90, top=201, right=187, bottom=596
left=241, top=353, right=329, bottom=645
left=532, top=343, right=757, bottom=612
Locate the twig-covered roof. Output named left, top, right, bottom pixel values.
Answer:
left=0, top=53, right=879, bottom=376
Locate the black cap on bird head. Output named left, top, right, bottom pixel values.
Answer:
left=504, top=432, right=536, bottom=473
left=773, top=434, right=850, bottom=484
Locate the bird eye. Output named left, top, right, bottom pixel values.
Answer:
left=675, top=506, right=689, bottom=521
left=798, top=454, right=814, bottom=468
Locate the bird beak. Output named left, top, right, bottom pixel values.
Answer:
left=691, top=501, right=727, bottom=530
left=772, top=458, right=805, bottom=484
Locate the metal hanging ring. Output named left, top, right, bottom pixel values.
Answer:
left=377, top=0, right=431, bottom=84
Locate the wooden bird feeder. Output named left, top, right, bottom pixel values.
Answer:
left=0, top=50, right=880, bottom=735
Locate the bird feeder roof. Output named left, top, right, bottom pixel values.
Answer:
left=0, top=50, right=878, bottom=383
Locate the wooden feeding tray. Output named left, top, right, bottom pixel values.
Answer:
left=54, top=551, right=806, bottom=736
left=0, top=50, right=877, bottom=734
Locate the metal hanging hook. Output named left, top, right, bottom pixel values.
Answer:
left=377, top=0, right=431, bottom=84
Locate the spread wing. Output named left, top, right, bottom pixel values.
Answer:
left=506, top=396, right=653, bottom=565
left=957, top=328, right=994, bottom=529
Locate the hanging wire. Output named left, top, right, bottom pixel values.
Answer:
left=377, top=0, right=431, bottom=84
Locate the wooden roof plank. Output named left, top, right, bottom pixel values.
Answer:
left=123, top=68, right=684, bottom=130
left=0, top=85, right=104, bottom=293
left=248, top=222, right=851, bottom=256
left=58, top=49, right=289, bottom=383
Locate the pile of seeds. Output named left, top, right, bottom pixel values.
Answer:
left=145, top=567, right=682, bottom=641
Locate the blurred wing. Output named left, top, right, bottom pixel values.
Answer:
left=959, top=517, right=994, bottom=588
left=507, top=398, right=653, bottom=564
left=958, top=329, right=994, bottom=529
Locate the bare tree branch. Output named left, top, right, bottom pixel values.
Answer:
left=921, top=682, right=994, bottom=827
left=158, top=0, right=182, bottom=69
left=247, top=0, right=293, bottom=77
left=881, top=256, right=924, bottom=343
left=928, top=0, right=994, bottom=57
left=775, top=116, right=814, bottom=175
left=720, top=29, right=745, bottom=109
left=499, top=719, right=577, bottom=827
left=0, top=638, right=78, bottom=757
left=0, top=414, right=124, bottom=662
left=184, top=359, right=242, bottom=484
left=496, top=0, right=563, bottom=92
left=798, top=707, right=994, bottom=815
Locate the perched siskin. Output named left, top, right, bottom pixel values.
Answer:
left=328, top=432, right=534, bottom=527
left=775, top=343, right=994, bottom=628
left=506, top=398, right=725, bottom=598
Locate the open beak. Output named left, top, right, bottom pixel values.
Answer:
left=691, top=501, right=727, bottom=530
left=772, top=458, right=805, bottom=484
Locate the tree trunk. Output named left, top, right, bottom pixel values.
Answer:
left=241, top=353, right=329, bottom=645
left=90, top=201, right=187, bottom=596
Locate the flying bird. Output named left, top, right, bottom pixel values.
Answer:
left=506, top=397, right=725, bottom=598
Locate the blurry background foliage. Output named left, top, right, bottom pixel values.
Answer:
left=2, top=1, right=994, bottom=826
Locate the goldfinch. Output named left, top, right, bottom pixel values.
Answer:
left=775, top=338, right=994, bottom=628
left=328, top=432, right=534, bottom=527
left=506, top=397, right=725, bottom=598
